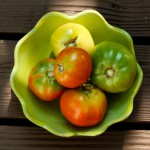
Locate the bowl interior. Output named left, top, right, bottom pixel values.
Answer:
left=10, top=10, right=143, bottom=137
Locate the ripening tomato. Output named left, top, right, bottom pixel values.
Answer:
left=28, top=58, right=64, bottom=101
left=54, top=47, right=92, bottom=88
left=60, top=84, right=107, bottom=127
left=51, top=23, right=95, bottom=57
left=91, top=41, right=137, bottom=93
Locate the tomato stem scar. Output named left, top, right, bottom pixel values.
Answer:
left=82, top=84, right=93, bottom=95
left=64, top=36, right=78, bottom=47
left=46, top=70, right=54, bottom=78
left=105, top=67, right=116, bottom=78
left=57, top=64, right=64, bottom=72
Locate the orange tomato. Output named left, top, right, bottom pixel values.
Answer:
left=60, top=85, right=107, bottom=127
left=54, top=47, right=92, bottom=88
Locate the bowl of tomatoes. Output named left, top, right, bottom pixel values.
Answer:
left=10, top=10, right=143, bottom=137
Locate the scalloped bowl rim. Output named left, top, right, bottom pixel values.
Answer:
left=10, top=10, right=143, bottom=137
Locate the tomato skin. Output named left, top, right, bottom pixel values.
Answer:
left=91, top=41, right=137, bottom=93
left=28, top=58, right=64, bottom=101
left=54, top=47, right=92, bottom=88
left=50, top=23, right=95, bottom=57
left=60, top=85, right=107, bottom=127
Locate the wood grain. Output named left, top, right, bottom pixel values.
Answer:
left=0, top=1, right=150, bottom=150
left=124, top=130, right=150, bottom=150
left=0, top=40, right=150, bottom=122
left=0, top=40, right=17, bottom=117
left=0, top=0, right=150, bottom=36
left=0, top=126, right=149, bottom=150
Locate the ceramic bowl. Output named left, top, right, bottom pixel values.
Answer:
left=10, top=10, right=143, bottom=137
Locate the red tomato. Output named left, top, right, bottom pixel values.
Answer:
left=54, top=47, right=92, bottom=88
left=28, top=58, right=64, bottom=101
left=60, top=84, right=107, bottom=127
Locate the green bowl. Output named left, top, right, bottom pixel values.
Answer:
left=10, top=10, right=143, bottom=137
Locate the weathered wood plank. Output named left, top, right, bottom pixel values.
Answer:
left=0, top=40, right=150, bottom=122
left=0, top=126, right=149, bottom=150
left=0, top=0, right=150, bottom=36
left=0, top=40, right=17, bottom=117
left=124, top=130, right=150, bottom=150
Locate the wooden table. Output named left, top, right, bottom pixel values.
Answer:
left=0, top=0, right=150, bottom=149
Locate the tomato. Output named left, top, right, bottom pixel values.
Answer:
left=50, top=23, right=95, bottom=57
left=91, top=41, right=137, bottom=93
left=28, top=58, right=64, bottom=101
left=60, top=84, right=107, bottom=127
left=54, top=47, right=92, bottom=88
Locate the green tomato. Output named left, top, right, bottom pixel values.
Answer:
left=50, top=23, right=95, bottom=57
left=91, top=41, right=137, bottom=93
